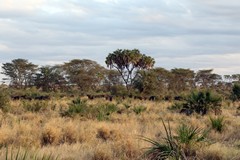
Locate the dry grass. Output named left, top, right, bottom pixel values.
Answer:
left=0, top=98, right=239, bottom=159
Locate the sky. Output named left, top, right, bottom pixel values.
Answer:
left=0, top=0, right=240, bottom=81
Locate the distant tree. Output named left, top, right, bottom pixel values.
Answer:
left=102, top=69, right=124, bottom=94
left=195, top=69, right=222, bottom=89
left=134, top=67, right=170, bottom=96
left=105, top=49, right=155, bottom=92
left=1, top=59, right=37, bottom=88
left=63, top=59, right=106, bottom=93
left=232, top=74, right=240, bottom=83
left=169, top=68, right=195, bottom=94
left=34, top=65, right=67, bottom=92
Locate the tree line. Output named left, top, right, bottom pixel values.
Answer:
left=1, top=49, right=240, bottom=100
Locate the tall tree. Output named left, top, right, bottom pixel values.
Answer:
left=102, top=69, right=123, bottom=94
left=34, top=65, right=67, bottom=92
left=134, top=67, right=170, bottom=96
left=2, top=59, right=37, bottom=88
left=105, top=49, right=155, bottom=91
left=169, top=68, right=195, bottom=94
left=195, top=69, right=222, bottom=89
left=63, top=59, right=106, bottom=93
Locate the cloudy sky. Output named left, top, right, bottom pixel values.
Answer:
left=0, top=0, right=240, bottom=80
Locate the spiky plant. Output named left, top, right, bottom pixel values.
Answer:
left=175, top=124, right=208, bottom=156
left=210, top=116, right=225, bottom=133
left=141, top=120, right=184, bottom=160
left=182, top=90, right=222, bottom=115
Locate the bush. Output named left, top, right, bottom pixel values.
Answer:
left=141, top=120, right=208, bottom=159
left=133, top=106, right=146, bottom=115
left=174, top=90, right=222, bottom=115
left=63, top=99, right=118, bottom=120
left=94, top=104, right=118, bottom=121
left=62, top=98, right=88, bottom=117
left=209, top=116, right=225, bottom=133
left=176, top=124, right=208, bottom=156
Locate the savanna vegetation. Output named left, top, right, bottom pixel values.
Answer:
left=0, top=49, right=240, bottom=159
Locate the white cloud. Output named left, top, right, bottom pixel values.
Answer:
left=156, top=53, right=240, bottom=75
left=0, top=0, right=240, bottom=77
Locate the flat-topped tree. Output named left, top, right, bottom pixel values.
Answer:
left=105, top=49, right=155, bottom=92
left=2, top=59, right=37, bottom=88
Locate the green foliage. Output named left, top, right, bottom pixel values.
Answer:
left=123, top=103, right=131, bottom=109
left=0, top=87, right=10, bottom=112
left=176, top=124, right=208, bottom=156
left=63, top=99, right=118, bottom=120
left=141, top=120, right=183, bottom=160
left=22, top=101, right=47, bottom=112
left=187, top=90, right=221, bottom=114
left=63, top=59, right=106, bottom=93
left=210, top=116, right=225, bottom=133
left=2, top=59, right=37, bottom=88
left=141, top=120, right=208, bottom=159
left=175, top=90, right=222, bottom=115
left=105, top=49, right=155, bottom=91
left=168, top=102, right=184, bottom=111
left=95, top=103, right=118, bottom=121
left=133, top=105, right=146, bottom=115
left=231, top=83, right=240, bottom=101
left=62, top=98, right=88, bottom=117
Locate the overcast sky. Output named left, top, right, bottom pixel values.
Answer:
left=0, top=0, right=240, bottom=80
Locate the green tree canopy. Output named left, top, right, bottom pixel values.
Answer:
left=169, top=68, right=195, bottom=94
left=2, top=59, right=37, bottom=88
left=195, top=69, right=222, bottom=89
left=63, top=59, right=106, bottom=93
left=34, top=65, right=67, bottom=92
left=105, top=49, right=155, bottom=91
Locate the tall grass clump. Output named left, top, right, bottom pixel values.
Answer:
left=209, top=116, right=225, bottom=133
left=0, top=87, right=10, bottom=112
left=22, top=101, right=47, bottom=112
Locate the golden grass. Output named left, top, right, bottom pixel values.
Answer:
left=0, top=99, right=238, bottom=159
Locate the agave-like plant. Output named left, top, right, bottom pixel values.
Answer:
left=140, top=120, right=185, bottom=160
left=141, top=120, right=208, bottom=160
left=181, top=90, right=222, bottom=115
left=175, top=124, right=208, bottom=157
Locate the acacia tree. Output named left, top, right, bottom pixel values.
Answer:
left=195, top=69, right=222, bottom=89
left=134, top=67, right=170, bottom=96
left=34, top=65, right=67, bottom=92
left=63, top=59, right=106, bottom=93
left=169, top=68, right=195, bottom=94
left=2, top=59, right=37, bottom=88
left=105, top=49, right=155, bottom=92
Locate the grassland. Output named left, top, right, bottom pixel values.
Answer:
left=0, top=97, right=239, bottom=160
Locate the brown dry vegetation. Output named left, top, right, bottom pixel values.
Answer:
left=0, top=98, right=239, bottom=160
